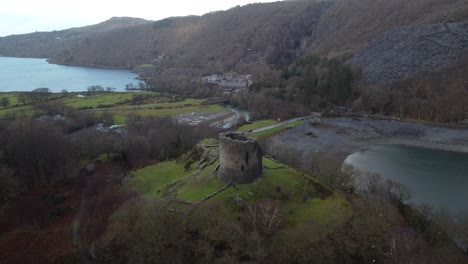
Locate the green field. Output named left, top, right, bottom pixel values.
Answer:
left=0, top=92, right=21, bottom=106
left=59, top=93, right=144, bottom=109
left=0, top=92, right=226, bottom=124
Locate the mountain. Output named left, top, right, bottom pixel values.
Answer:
left=0, top=0, right=467, bottom=84
left=0, top=17, right=147, bottom=60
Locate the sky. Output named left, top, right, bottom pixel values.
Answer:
left=0, top=0, right=280, bottom=37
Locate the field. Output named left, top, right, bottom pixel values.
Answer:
left=0, top=92, right=21, bottom=106
left=0, top=92, right=227, bottom=124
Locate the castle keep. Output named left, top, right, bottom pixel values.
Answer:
left=218, top=132, right=263, bottom=184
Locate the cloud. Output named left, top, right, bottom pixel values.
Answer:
left=0, top=0, right=278, bottom=36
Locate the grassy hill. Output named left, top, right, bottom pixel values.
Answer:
left=128, top=137, right=352, bottom=242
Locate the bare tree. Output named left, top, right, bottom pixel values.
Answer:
left=456, top=210, right=468, bottom=251
left=381, top=226, right=429, bottom=264
left=383, top=179, right=411, bottom=204
left=0, top=166, right=19, bottom=202
left=360, top=171, right=384, bottom=195
left=4, top=119, right=76, bottom=186
left=338, top=163, right=361, bottom=193
left=246, top=199, right=283, bottom=237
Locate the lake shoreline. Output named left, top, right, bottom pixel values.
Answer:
left=0, top=57, right=138, bottom=92
left=325, top=117, right=468, bottom=156
left=263, top=117, right=468, bottom=173
left=365, top=137, right=468, bottom=155
left=47, top=59, right=133, bottom=70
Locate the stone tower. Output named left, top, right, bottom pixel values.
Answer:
left=218, top=132, right=263, bottom=184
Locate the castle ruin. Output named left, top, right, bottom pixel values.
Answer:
left=218, top=132, right=263, bottom=184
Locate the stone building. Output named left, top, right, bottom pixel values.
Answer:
left=218, top=132, right=263, bottom=184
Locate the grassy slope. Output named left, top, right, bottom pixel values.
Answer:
left=129, top=139, right=352, bottom=240
left=130, top=161, right=186, bottom=199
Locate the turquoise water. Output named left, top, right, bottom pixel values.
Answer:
left=0, top=57, right=139, bottom=92
left=345, top=144, right=468, bottom=213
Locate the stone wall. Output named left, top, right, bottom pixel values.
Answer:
left=218, top=132, right=263, bottom=184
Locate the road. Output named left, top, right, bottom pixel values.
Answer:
left=247, top=113, right=319, bottom=134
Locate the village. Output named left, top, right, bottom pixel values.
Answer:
left=202, top=72, right=253, bottom=94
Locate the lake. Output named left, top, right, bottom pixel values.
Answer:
left=344, top=144, right=468, bottom=213
left=0, top=57, right=139, bottom=92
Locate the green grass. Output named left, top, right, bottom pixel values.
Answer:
left=176, top=164, right=225, bottom=201
left=113, top=115, right=127, bottom=125
left=205, top=156, right=351, bottom=225
left=0, top=92, right=226, bottom=124
left=130, top=139, right=352, bottom=241
left=249, top=120, right=303, bottom=139
left=61, top=92, right=151, bottom=109
left=283, top=195, right=351, bottom=226
left=130, top=161, right=186, bottom=198
left=90, top=98, right=204, bottom=111
left=0, top=105, right=32, bottom=119
left=237, top=119, right=278, bottom=132
left=0, top=93, right=31, bottom=118
left=0, top=92, right=21, bottom=106
left=0, top=92, right=155, bottom=118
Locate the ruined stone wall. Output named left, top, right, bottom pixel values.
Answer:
left=218, top=132, right=263, bottom=184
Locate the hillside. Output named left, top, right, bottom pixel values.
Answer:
left=47, top=1, right=331, bottom=71
left=0, top=17, right=148, bottom=59
left=0, top=0, right=467, bottom=85
left=310, top=0, right=468, bottom=55
left=350, top=22, right=468, bottom=85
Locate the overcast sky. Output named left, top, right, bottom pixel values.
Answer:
left=0, top=0, right=279, bottom=37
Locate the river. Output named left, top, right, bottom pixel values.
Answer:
left=0, top=57, right=139, bottom=92
left=222, top=105, right=251, bottom=129
left=344, top=144, right=468, bottom=213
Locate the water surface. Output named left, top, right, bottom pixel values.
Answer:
left=345, top=144, right=468, bottom=213
left=0, top=57, right=139, bottom=92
